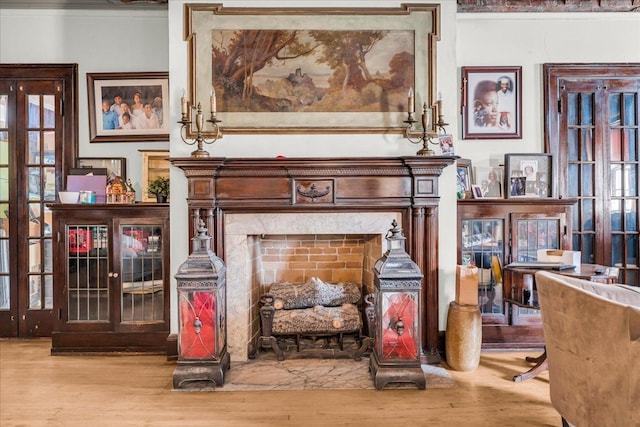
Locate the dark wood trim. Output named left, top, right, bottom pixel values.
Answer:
left=172, top=156, right=456, bottom=360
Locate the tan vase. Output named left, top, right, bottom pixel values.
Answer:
left=445, top=301, right=482, bottom=371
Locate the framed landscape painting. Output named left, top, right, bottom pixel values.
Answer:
left=87, top=72, right=169, bottom=143
left=184, top=4, right=438, bottom=134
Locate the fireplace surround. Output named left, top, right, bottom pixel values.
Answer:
left=172, top=156, right=455, bottom=362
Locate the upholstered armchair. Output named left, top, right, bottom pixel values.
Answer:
left=535, top=271, right=640, bottom=427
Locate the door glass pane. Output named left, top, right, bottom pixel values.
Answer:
left=43, top=95, right=55, bottom=128
left=624, top=164, right=637, bottom=197
left=28, top=239, right=41, bottom=272
left=611, top=200, right=622, bottom=232
left=67, top=225, right=109, bottom=321
left=610, top=128, right=622, bottom=162
left=581, top=164, right=593, bottom=196
left=43, top=131, right=55, bottom=165
left=581, top=128, right=593, bottom=161
left=28, top=167, right=40, bottom=200
left=0, top=131, right=7, bottom=161
left=581, top=93, right=593, bottom=125
left=0, top=276, right=9, bottom=309
left=625, top=129, right=637, bottom=161
left=43, top=167, right=55, bottom=201
left=29, top=275, right=41, bottom=309
left=610, top=92, right=621, bottom=124
left=44, top=275, right=53, bottom=309
left=121, top=225, right=164, bottom=322
left=627, top=235, right=638, bottom=266
left=0, top=167, right=8, bottom=200
left=567, top=129, right=578, bottom=161
left=28, top=95, right=40, bottom=128
left=568, top=164, right=579, bottom=196
left=582, top=199, right=594, bottom=231
left=625, top=200, right=637, bottom=231
left=0, top=95, right=7, bottom=126
left=624, top=94, right=636, bottom=126
left=567, top=93, right=578, bottom=125
left=611, top=164, right=622, bottom=197
left=28, top=131, right=40, bottom=163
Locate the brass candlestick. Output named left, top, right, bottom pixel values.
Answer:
left=178, top=102, right=222, bottom=158
left=404, top=102, right=447, bottom=156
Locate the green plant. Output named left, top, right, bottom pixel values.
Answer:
left=148, top=176, right=170, bottom=197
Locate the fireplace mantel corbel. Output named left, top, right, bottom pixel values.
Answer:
left=172, top=156, right=455, bottom=362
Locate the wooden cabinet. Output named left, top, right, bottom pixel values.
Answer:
left=49, top=204, right=170, bottom=353
left=457, top=198, right=576, bottom=348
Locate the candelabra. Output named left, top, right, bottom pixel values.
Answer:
left=404, top=95, right=449, bottom=156
left=178, top=101, right=222, bottom=158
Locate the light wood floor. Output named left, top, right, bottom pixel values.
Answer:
left=1, top=339, right=561, bottom=426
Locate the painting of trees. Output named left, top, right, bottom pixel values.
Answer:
left=211, top=29, right=414, bottom=113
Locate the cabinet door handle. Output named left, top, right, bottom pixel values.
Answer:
left=108, top=272, right=119, bottom=278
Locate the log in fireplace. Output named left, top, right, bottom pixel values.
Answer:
left=172, top=156, right=455, bottom=363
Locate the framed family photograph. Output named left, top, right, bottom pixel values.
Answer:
left=461, top=66, right=522, bottom=140
left=184, top=4, right=438, bottom=134
left=504, top=153, right=552, bottom=198
left=474, top=166, right=504, bottom=199
left=438, top=134, right=455, bottom=155
left=87, top=72, right=169, bottom=143
left=456, top=158, right=474, bottom=199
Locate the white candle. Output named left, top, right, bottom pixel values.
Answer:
left=408, top=88, right=414, bottom=114
left=181, top=89, right=188, bottom=116
left=210, top=87, right=217, bottom=115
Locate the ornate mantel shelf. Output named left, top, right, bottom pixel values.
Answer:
left=171, top=156, right=456, bottom=362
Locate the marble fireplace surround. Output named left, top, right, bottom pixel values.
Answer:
left=172, top=156, right=455, bottom=362
left=224, top=212, right=398, bottom=360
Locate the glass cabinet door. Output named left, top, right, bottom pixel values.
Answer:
left=119, top=223, right=164, bottom=323
left=461, top=218, right=505, bottom=320
left=511, top=213, right=565, bottom=262
left=66, top=224, right=110, bottom=322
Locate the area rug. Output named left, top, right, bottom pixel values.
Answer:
left=216, top=357, right=455, bottom=391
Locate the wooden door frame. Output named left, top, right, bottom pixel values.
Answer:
left=0, top=64, right=78, bottom=337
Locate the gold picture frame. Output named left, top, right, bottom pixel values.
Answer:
left=140, top=150, right=170, bottom=202
left=184, top=3, right=440, bottom=134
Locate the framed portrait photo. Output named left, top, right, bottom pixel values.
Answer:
left=438, top=134, right=455, bottom=155
left=184, top=4, right=438, bottom=134
left=504, top=153, right=552, bottom=198
left=474, top=166, right=504, bottom=199
left=456, top=158, right=473, bottom=199
left=76, top=157, right=127, bottom=179
left=87, top=72, right=169, bottom=143
left=471, top=185, right=484, bottom=199
left=461, top=66, right=522, bottom=140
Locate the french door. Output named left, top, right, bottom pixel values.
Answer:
left=545, top=64, right=640, bottom=285
left=0, top=65, right=77, bottom=337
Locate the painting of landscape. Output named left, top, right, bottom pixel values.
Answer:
left=210, top=29, right=415, bottom=114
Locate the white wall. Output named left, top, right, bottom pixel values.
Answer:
left=455, top=12, right=640, bottom=169
left=3, top=2, right=639, bottom=339
left=0, top=8, right=170, bottom=196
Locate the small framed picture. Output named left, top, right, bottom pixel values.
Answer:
left=456, top=158, right=473, bottom=199
left=474, top=166, right=504, bottom=198
left=461, top=66, right=522, bottom=140
left=471, top=184, right=484, bottom=199
left=438, top=134, right=454, bottom=155
left=504, top=153, right=552, bottom=198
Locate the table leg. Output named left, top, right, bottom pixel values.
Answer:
left=513, top=349, right=548, bottom=382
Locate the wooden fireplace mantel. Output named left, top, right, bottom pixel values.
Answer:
left=172, top=156, right=456, bottom=362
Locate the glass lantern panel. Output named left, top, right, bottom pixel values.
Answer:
left=178, top=289, right=217, bottom=360
left=379, top=290, right=419, bottom=362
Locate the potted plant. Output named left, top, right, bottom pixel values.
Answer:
left=148, top=176, right=169, bottom=203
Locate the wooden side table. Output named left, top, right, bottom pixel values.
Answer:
left=504, top=264, right=618, bottom=382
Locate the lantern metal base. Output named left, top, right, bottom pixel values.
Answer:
left=369, top=353, right=426, bottom=391
left=172, top=351, right=230, bottom=390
